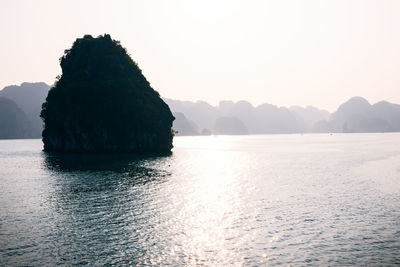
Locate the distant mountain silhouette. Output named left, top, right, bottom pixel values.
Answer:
left=0, top=82, right=50, bottom=114
left=311, top=120, right=332, bottom=133
left=172, top=112, right=198, bottom=136
left=213, top=116, right=248, bottom=135
left=372, top=101, right=400, bottom=130
left=289, top=106, right=330, bottom=132
left=165, top=97, right=400, bottom=135
left=218, top=100, right=258, bottom=133
left=0, top=82, right=50, bottom=137
left=164, top=98, right=330, bottom=134
left=1, top=83, right=399, bottom=139
left=0, top=97, right=31, bottom=139
left=325, top=96, right=400, bottom=133
left=254, top=104, right=299, bottom=133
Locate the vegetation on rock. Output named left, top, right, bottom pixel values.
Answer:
left=41, top=34, right=174, bottom=152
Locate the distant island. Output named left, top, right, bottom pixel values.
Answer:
left=2, top=79, right=400, bottom=139
left=0, top=82, right=50, bottom=138
left=167, top=97, right=400, bottom=135
left=40, top=34, right=174, bottom=152
left=2, top=77, right=400, bottom=140
left=0, top=96, right=31, bottom=139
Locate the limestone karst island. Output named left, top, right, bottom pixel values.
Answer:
left=40, top=34, right=174, bottom=153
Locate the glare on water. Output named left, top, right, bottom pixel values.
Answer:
left=1, top=134, right=400, bottom=266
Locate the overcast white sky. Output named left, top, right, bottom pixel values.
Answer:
left=1, top=0, right=400, bottom=111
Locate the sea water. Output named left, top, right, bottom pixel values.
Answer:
left=1, top=134, right=400, bottom=265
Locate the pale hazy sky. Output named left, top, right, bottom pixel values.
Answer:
left=1, top=0, right=400, bottom=111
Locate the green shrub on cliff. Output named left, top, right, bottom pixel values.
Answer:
left=41, top=34, right=174, bottom=152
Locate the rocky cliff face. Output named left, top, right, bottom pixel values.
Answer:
left=41, top=34, right=174, bottom=152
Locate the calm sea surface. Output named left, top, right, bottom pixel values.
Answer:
left=0, top=134, right=400, bottom=266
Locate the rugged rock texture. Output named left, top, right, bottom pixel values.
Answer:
left=41, top=34, right=174, bottom=152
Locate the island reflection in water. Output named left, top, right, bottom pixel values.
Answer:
left=40, top=145, right=248, bottom=266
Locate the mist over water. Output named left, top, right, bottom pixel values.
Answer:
left=1, top=134, right=400, bottom=265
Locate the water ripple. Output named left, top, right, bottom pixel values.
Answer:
left=1, top=134, right=400, bottom=265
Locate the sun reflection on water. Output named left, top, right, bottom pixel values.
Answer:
left=162, top=136, right=252, bottom=266
left=3, top=136, right=400, bottom=265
